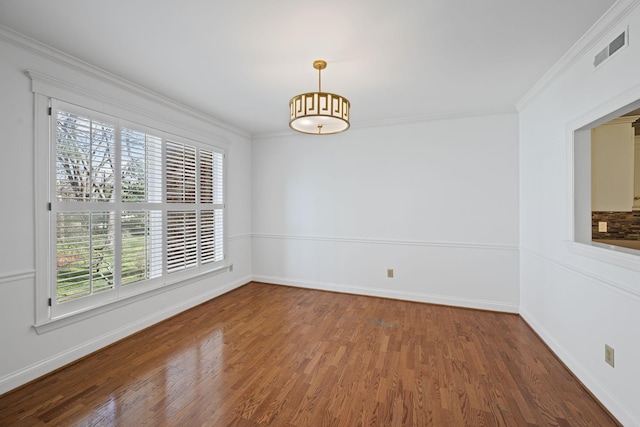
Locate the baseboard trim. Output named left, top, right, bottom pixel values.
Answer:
left=520, top=308, right=634, bottom=427
left=0, top=275, right=251, bottom=396
left=252, top=275, right=519, bottom=314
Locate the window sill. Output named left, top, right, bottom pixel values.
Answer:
left=33, top=264, right=232, bottom=334
left=566, top=240, right=640, bottom=273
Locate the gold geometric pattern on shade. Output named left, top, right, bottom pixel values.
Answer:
left=289, top=60, right=350, bottom=135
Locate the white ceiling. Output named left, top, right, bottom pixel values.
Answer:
left=0, top=0, right=616, bottom=137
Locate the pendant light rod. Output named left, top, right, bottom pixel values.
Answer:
left=313, top=60, right=326, bottom=92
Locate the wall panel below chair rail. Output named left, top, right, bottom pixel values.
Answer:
left=252, top=234, right=520, bottom=313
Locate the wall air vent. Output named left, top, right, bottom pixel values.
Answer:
left=594, top=29, right=628, bottom=68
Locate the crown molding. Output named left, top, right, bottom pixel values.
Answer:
left=353, top=106, right=518, bottom=130
left=0, top=24, right=251, bottom=139
left=517, top=0, right=640, bottom=111
left=253, top=106, right=517, bottom=140
left=27, top=69, right=230, bottom=149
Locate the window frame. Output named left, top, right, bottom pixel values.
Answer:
left=566, top=90, right=640, bottom=273
left=32, top=71, right=229, bottom=332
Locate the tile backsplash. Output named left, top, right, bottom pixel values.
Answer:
left=592, top=211, right=640, bottom=240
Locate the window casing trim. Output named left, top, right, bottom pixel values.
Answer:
left=28, top=69, right=232, bottom=149
left=32, top=72, right=229, bottom=329
left=565, top=84, right=640, bottom=273
left=34, top=264, right=231, bottom=334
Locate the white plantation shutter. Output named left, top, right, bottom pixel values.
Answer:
left=166, top=140, right=196, bottom=273
left=200, top=149, right=224, bottom=264
left=213, top=151, right=224, bottom=263
left=165, top=142, right=224, bottom=273
left=121, top=210, right=163, bottom=285
left=56, top=110, right=116, bottom=202
left=49, top=100, right=226, bottom=318
left=200, top=210, right=216, bottom=263
left=213, top=209, right=224, bottom=262
left=212, top=151, right=224, bottom=205
left=55, top=106, right=117, bottom=306
left=200, top=150, right=214, bottom=203
left=120, top=127, right=163, bottom=287
left=167, top=210, right=198, bottom=272
left=166, top=141, right=197, bottom=203
left=121, top=128, right=163, bottom=203
left=56, top=211, right=115, bottom=301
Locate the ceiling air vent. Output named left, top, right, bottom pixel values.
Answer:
left=594, top=29, right=628, bottom=68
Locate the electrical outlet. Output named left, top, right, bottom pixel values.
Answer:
left=387, top=268, right=394, bottom=278
left=598, top=221, right=607, bottom=232
left=605, top=344, right=615, bottom=367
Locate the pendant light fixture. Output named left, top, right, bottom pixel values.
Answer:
left=289, top=60, right=350, bottom=135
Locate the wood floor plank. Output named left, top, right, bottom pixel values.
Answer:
left=0, top=282, right=620, bottom=426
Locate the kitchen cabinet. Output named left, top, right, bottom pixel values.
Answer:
left=591, top=116, right=637, bottom=212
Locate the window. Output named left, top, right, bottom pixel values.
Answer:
left=569, top=96, right=640, bottom=272
left=48, top=100, right=225, bottom=319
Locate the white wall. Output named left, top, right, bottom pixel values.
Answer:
left=253, top=114, right=520, bottom=312
left=0, top=29, right=253, bottom=394
left=518, top=2, right=640, bottom=425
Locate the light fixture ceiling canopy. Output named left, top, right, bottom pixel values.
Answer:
left=289, top=60, right=350, bottom=135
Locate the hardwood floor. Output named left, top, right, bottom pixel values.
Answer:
left=0, top=282, right=619, bottom=426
